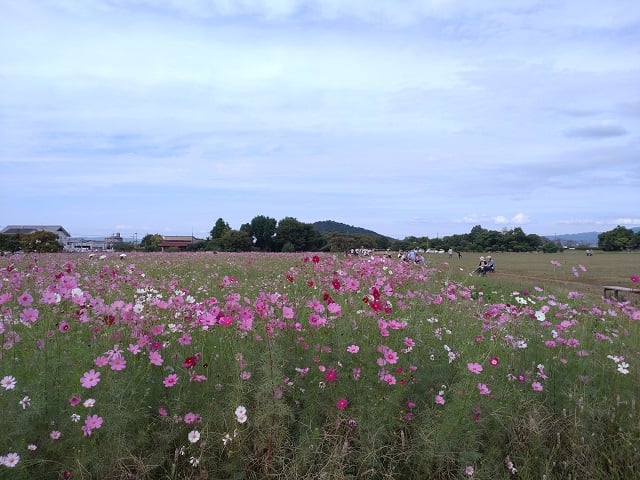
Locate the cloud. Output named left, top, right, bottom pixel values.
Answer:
left=563, top=124, right=628, bottom=139
left=613, top=218, right=640, bottom=226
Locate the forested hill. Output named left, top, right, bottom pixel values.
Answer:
left=312, top=220, right=392, bottom=239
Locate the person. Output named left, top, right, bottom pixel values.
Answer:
left=472, top=256, right=487, bottom=275
left=482, top=255, right=495, bottom=274
left=456, top=250, right=463, bottom=259
left=448, top=248, right=453, bottom=258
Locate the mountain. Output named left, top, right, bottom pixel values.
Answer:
left=312, top=220, right=393, bottom=239
left=542, top=231, right=600, bottom=245
left=542, top=227, right=640, bottom=246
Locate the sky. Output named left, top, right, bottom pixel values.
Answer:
left=1, top=0, right=639, bottom=241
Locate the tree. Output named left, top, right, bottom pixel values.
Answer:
left=220, top=230, right=253, bottom=252
left=249, top=215, right=277, bottom=251
left=210, top=218, right=231, bottom=240
left=598, top=226, right=636, bottom=251
left=275, top=217, right=324, bottom=252
left=21, top=231, right=63, bottom=253
left=140, top=234, right=163, bottom=252
left=0, top=233, right=23, bottom=253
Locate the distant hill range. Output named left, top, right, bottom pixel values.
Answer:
left=312, top=220, right=393, bottom=239
left=313, top=221, right=639, bottom=246
left=543, top=227, right=640, bottom=246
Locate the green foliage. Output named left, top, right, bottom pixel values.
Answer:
left=210, top=218, right=231, bottom=240
left=20, top=231, right=63, bottom=252
left=275, top=217, right=324, bottom=252
left=321, top=232, right=379, bottom=252
left=113, top=241, right=135, bottom=252
left=0, top=233, right=22, bottom=253
left=221, top=229, right=253, bottom=251
left=140, top=233, right=163, bottom=252
left=248, top=215, right=277, bottom=251
left=542, top=240, right=562, bottom=253
left=598, top=225, right=638, bottom=251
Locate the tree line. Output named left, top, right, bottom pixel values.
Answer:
left=1, top=221, right=638, bottom=254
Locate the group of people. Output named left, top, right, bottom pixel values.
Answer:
left=472, top=255, right=495, bottom=275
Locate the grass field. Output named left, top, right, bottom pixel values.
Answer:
left=429, top=250, right=640, bottom=300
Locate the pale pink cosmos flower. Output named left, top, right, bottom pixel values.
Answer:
left=80, top=369, right=100, bottom=389
left=467, top=363, right=483, bottom=374
left=94, top=356, right=109, bottom=367
left=20, top=308, right=39, bottom=324
left=149, top=351, right=163, bottom=366
left=435, top=395, right=445, bottom=405
left=50, top=430, right=61, bottom=440
left=1, top=375, right=17, bottom=390
left=2, top=452, right=19, bottom=467
left=109, top=356, right=126, bottom=371
left=477, top=383, right=491, bottom=395
left=531, top=381, right=544, bottom=391
left=346, top=344, right=359, bottom=354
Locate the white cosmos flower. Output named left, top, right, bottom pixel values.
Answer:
left=188, top=430, right=201, bottom=443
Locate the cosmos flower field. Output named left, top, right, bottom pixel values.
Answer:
left=1, top=252, right=639, bottom=479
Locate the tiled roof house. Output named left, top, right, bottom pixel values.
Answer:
left=159, top=235, right=202, bottom=251
left=1, top=225, right=71, bottom=241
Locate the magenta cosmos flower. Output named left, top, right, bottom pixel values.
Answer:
left=336, top=398, right=348, bottom=410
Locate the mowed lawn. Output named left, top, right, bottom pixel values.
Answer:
left=427, top=250, right=640, bottom=301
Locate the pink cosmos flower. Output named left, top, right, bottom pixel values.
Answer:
left=158, top=406, right=168, bottom=417
left=477, top=383, right=491, bottom=395
left=163, top=374, right=179, bottom=387
left=69, top=395, right=82, bottom=406
left=183, top=412, right=199, bottom=424
left=435, top=395, right=445, bottom=405
left=178, top=333, right=192, bottom=346
left=631, top=275, right=640, bottom=283
left=94, top=356, right=109, bottom=367
left=488, top=356, right=499, bottom=367
left=84, top=414, right=103, bottom=430
left=346, top=344, right=359, bottom=354
left=18, top=291, right=33, bottom=307
left=109, top=356, right=126, bottom=371
left=20, top=308, right=39, bottom=324
left=149, top=351, right=163, bottom=366
left=384, top=349, right=399, bottom=364
left=50, top=430, right=61, bottom=440
left=467, top=363, right=483, bottom=374
left=531, top=381, right=544, bottom=392
left=336, top=398, right=348, bottom=410
left=80, top=369, right=101, bottom=389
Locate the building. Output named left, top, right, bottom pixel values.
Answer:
left=1, top=225, right=71, bottom=242
left=159, top=235, right=203, bottom=251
